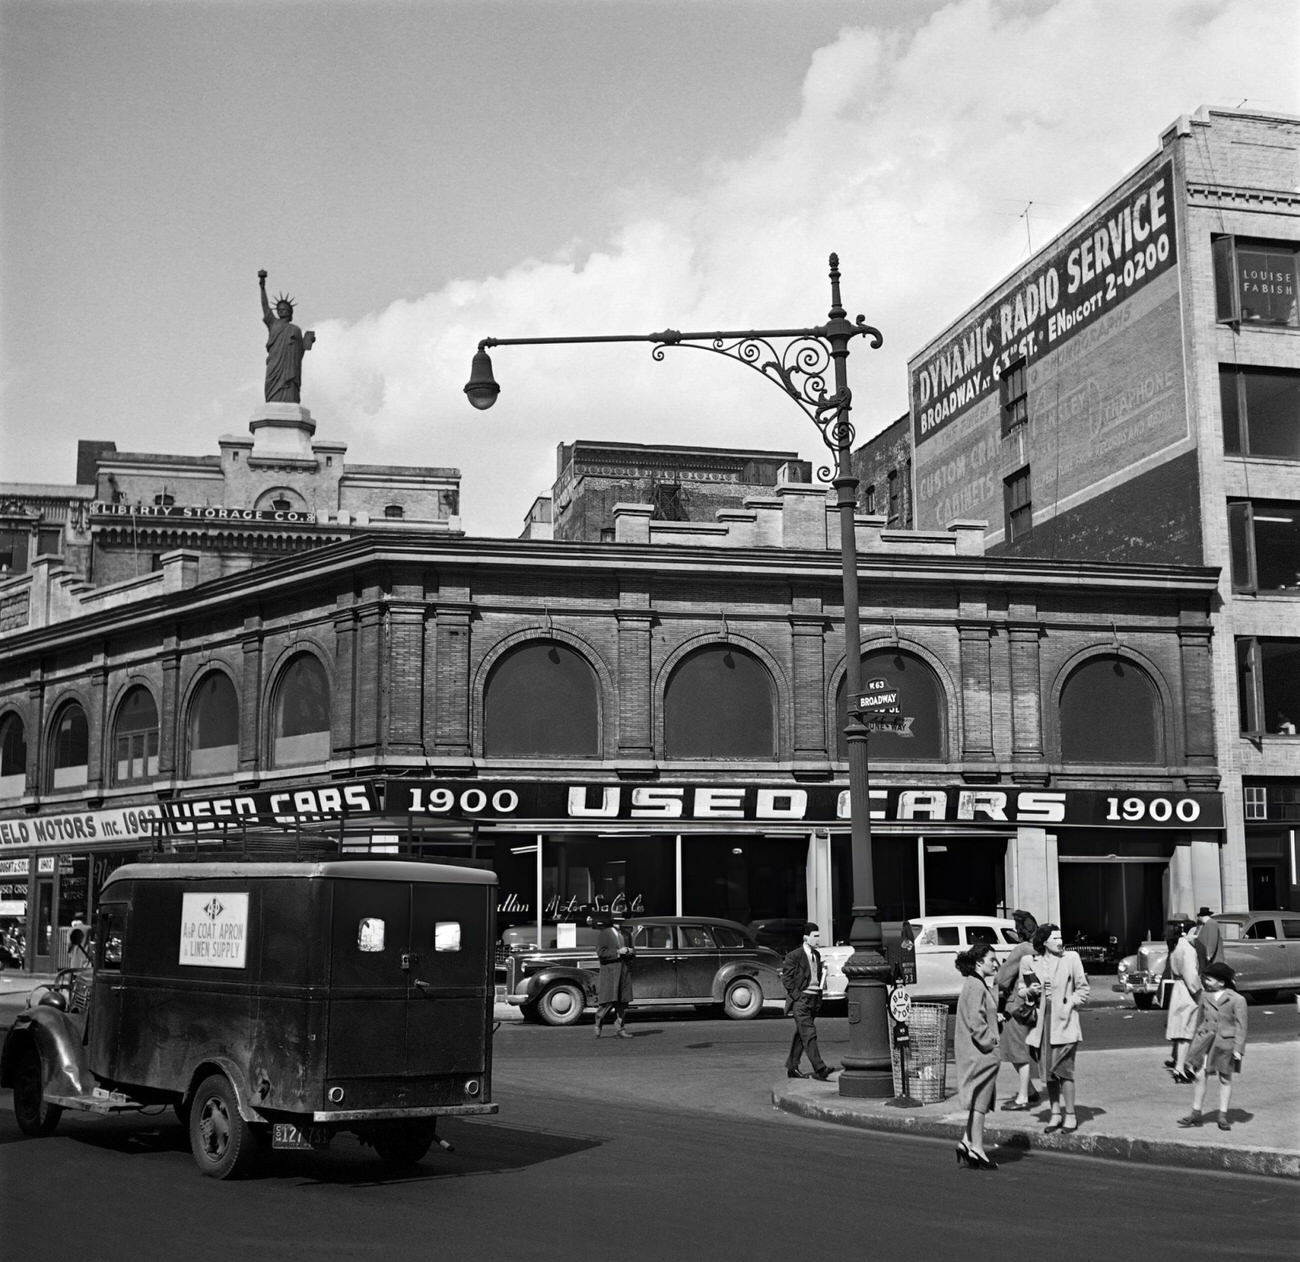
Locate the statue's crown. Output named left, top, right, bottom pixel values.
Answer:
left=274, top=292, right=296, bottom=310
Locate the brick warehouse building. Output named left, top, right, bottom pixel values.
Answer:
left=0, top=437, right=1221, bottom=972
left=899, top=106, right=1300, bottom=916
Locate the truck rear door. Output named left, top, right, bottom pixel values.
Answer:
left=326, top=878, right=491, bottom=1080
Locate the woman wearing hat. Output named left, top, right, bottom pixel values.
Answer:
left=1177, top=961, right=1248, bottom=1131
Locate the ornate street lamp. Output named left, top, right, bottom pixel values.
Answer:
left=466, top=254, right=893, bottom=1097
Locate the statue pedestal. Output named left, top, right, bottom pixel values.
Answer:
left=249, top=404, right=316, bottom=462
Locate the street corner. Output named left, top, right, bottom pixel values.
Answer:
left=772, top=1081, right=1300, bottom=1180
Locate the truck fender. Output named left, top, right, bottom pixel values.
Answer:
left=0, top=1009, right=94, bottom=1097
left=711, top=961, right=781, bottom=1003
left=184, top=1055, right=268, bottom=1125
left=521, top=966, right=597, bottom=1002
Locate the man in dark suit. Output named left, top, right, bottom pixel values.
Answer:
left=781, top=922, right=836, bottom=1080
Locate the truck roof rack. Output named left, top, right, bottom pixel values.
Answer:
left=141, top=815, right=483, bottom=865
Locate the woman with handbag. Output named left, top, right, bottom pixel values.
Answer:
left=995, top=909, right=1042, bottom=1110
left=954, top=942, right=1002, bottom=1170
left=1019, top=923, right=1090, bottom=1132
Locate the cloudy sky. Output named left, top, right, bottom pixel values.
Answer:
left=3, top=0, right=1297, bottom=536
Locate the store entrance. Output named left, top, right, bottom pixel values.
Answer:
left=1059, top=861, right=1167, bottom=958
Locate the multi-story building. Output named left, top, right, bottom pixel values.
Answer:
left=0, top=403, right=461, bottom=591
left=903, top=105, right=1299, bottom=914
left=0, top=456, right=1220, bottom=971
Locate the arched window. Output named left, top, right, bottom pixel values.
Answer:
left=187, top=672, right=239, bottom=776
left=271, top=654, right=331, bottom=767
left=49, top=702, right=89, bottom=791
left=835, top=650, right=947, bottom=761
left=113, top=686, right=159, bottom=784
left=1061, top=655, right=1162, bottom=763
left=484, top=641, right=599, bottom=757
left=664, top=646, right=776, bottom=759
left=0, top=713, right=26, bottom=798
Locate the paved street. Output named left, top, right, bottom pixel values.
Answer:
left=2, top=1005, right=1296, bottom=1261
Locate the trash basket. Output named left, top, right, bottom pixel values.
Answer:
left=890, top=1003, right=948, bottom=1103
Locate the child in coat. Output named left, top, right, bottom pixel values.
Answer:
left=1177, top=961, right=1248, bottom=1132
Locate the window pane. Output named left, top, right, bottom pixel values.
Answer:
left=50, top=705, right=89, bottom=789
left=188, top=672, right=239, bottom=775
left=1061, top=656, right=1161, bottom=763
left=836, top=650, right=946, bottom=761
left=0, top=529, right=27, bottom=575
left=1259, top=639, right=1300, bottom=735
left=1220, top=369, right=1242, bottom=454
left=1226, top=501, right=1254, bottom=591
left=1236, top=241, right=1299, bottom=327
left=484, top=641, right=599, bottom=757
left=1236, top=639, right=1259, bottom=733
left=273, top=656, right=330, bottom=767
left=1211, top=236, right=1236, bottom=321
left=1239, top=368, right=1300, bottom=458
left=1250, top=503, right=1300, bottom=592
left=0, top=713, right=25, bottom=798
left=664, top=647, right=776, bottom=759
left=113, top=688, right=158, bottom=785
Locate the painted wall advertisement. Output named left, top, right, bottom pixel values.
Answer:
left=910, top=160, right=1187, bottom=536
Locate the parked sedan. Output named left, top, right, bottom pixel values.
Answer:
left=501, top=916, right=785, bottom=1026
left=1114, top=910, right=1300, bottom=1007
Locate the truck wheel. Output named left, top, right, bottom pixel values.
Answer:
left=372, top=1121, right=435, bottom=1166
left=722, top=977, right=765, bottom=1020
left=1132, top=994, right=1154, bottom=1011
left=537, top=982, right=585, bottom=1026
left=189, top=1073, right=256, bottom=1179
left=13, top=1044, right=63, bottom=1137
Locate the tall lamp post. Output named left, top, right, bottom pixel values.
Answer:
left=465, top=254, right=894, bottom=1097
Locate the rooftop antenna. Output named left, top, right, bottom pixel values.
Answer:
left=1019, top=201, right=1034, bottom=255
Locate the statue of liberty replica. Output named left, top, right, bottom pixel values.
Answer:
left=258, top=270, right=315, bottom=403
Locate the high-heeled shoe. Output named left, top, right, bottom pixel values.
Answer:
left=955, top=1141, right=970, bottom=1166
left=968, top=1149, right=999, bottom=1170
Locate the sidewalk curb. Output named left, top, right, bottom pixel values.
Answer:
left=771, top=1084, right=1300, bottom=1180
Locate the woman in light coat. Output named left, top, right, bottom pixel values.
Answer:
left=995, top=909, right=1041, bottom=1109
left=954, top=941, right=1001, bottom=1170
left=1020, top=923, right=1090, bottom=1132
left=1164, top=918, right=1201, bottom=1082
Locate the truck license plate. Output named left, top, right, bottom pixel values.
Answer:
left=272, top=1122, right=332, bottom=1150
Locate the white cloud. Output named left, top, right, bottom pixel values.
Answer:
left=306, top=0, right=1299, bottom=536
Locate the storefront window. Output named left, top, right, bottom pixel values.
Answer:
left=835, top=650, right=947, bottom=760
left=113, top=686, right=159, bottom=785
left=271, top=653, right=331, bottom=767
left=0, top=712, right=25, bottom=798
left=1061, top=655, right=1162, bottom=763
left=664, top=646, right=776, bottom=759
left=187, top=671, right=239, bottom=776
left=682, top=835, right=809, bottom=928
left=48, top=702, right=89, bottom=790
left=484, top=640, right=599, bottom=757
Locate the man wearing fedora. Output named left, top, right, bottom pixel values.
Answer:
left=1194, top=906, right=1223, bottom=971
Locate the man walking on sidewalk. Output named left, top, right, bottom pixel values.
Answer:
left=782, top=923, right=836, bottom=1081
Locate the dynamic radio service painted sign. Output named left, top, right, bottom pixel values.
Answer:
left=910, top=160, right=1187, bottom=536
